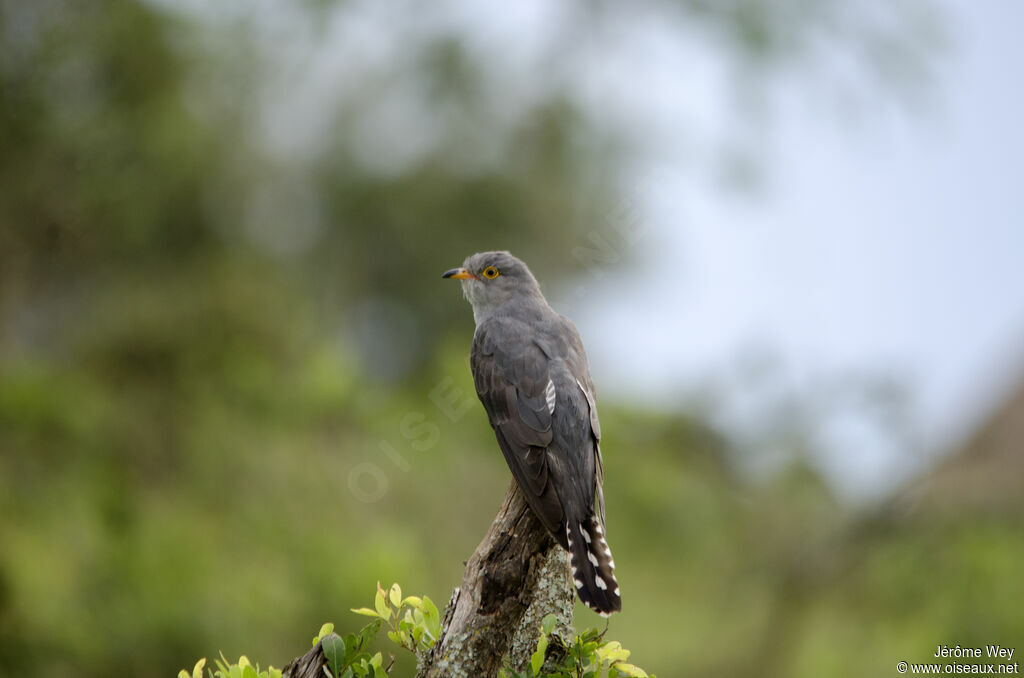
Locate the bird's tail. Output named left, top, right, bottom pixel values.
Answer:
left=566, top=514, right=621, bottom=615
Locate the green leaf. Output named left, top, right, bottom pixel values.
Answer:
left=241, top=664, right=258, bottom=678
left=314, top=623, right=335, bottom=645
left=597, top=641, right=630, bottom=664
left=541, top=614, right=557, bottom=636
left=374, top=590, right=388, bottom=618
left=530, top=634, right=549, bottom=675
left=178, top=671, right=190, bottom=678
left=321, top=635, right=347, bottom=676
left=351, top=607, right=382, bottom=619
left=356, top=619, right=383, bottom=654
left=402, top=596, right=422, bottom=607
left=389, top=583, right=402, bottom=607
left=421, top=596, right=441, bottom=639
left=612, top=663, right=648, bottom=677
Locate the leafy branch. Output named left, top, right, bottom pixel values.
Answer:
left=178, top=582, right=653, bottom=678
left=349, top=581, right=442, bottom=655
left=502, top=613, right=654, bottom=678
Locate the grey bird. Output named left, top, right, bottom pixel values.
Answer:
left=442, top=251, right=621, bottom=615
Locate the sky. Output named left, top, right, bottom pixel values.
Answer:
left=571, top=0, right=1024, bottom=499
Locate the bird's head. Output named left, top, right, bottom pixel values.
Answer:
left=442, top=251, right=544, bottom=322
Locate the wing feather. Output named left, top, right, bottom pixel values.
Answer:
left=472, top=320, right=563, bottom=536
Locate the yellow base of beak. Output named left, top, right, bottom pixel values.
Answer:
left=442, top=268, right=476, bottom=280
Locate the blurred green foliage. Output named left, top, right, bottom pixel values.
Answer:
left=1, top=1, right=1019, bottom=678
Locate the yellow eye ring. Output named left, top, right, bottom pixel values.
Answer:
left=482, top=266, right=500, bottom=279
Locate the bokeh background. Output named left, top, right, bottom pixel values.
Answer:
left=2, top=0, right=1022, bottom=676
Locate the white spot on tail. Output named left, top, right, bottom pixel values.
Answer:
left=581, top=526, right=591, bottom=544
left=574, top=578, right=584, bottom=589
left=608, top=559, right=615, bottom=569
left=613, top=587, right=620, bottom=596
left=545, top=379, right=556, bottom=414
left=588, top=552, right=599, bottom=567
left=595, top=575, right=607, bottom=590
left=594, top=522, right=604, bottom=536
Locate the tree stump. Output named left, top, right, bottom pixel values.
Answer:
left=281, top=637, right=331, bottom=678
left=415, top=480, right=574, bottom=678
left=281, top=480, right=574, bottom=678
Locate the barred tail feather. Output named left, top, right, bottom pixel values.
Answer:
left=566, top=514, right=621, bottom=615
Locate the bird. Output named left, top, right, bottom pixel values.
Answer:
left=442, top=251, right=621, bottom=616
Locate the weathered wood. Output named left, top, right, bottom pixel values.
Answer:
left=415, top=480, right=574, bottom=678
left=281, top=636, right=330, bottom=678
left=279, top=481, right=573, bottom=678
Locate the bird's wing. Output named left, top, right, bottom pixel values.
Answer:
left=575, top=375, right=606, bottom=526
left=472, top=319, right=564, bottom=537
left=559, top=317, right=606, bottom=526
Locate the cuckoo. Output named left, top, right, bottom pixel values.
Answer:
left=442, top=251, right=621, bottom=615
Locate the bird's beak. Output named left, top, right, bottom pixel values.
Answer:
left=442, top=267, right=477, bottom=280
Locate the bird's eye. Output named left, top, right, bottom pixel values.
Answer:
left=482, top=266, right=500, bottom=279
